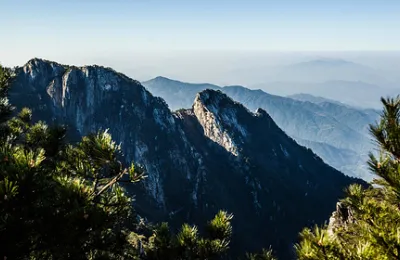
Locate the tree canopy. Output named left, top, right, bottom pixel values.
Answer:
left=296, top=95, right=400, bottom=259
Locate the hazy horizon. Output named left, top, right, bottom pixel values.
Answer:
left=3, top=51, right=400, bottom=86
left=1, top=0, right=399, bottom=108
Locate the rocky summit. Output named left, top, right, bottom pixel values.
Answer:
left=9, top=58, right=363, bottom=259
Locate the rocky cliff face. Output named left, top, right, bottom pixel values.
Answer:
left=10, top=58, right=363, bottom=259
left=11, top=59, right=204, bottom=214
left=327, top=202, right=355, bottom=237
left=193, top=90, right=248, bottom=156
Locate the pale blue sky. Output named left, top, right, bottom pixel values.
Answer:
left=1, top=0, right=400, bottom=67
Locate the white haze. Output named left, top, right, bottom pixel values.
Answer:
left=4, top=50, right=400, bottom=108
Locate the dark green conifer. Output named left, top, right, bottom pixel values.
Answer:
left=296, top=96, right=400, bottom=260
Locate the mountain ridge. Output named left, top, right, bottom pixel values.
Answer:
left=253, top=80, right=388, bottom=109
left=143, top=76, right=378, bottom=181
left=9, top=58, right=363, bottom=259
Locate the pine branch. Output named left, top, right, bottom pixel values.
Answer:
left=92, top=169, right=127, bottom=199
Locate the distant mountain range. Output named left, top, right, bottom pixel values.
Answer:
left=143, top=77, right=379, bottom=181
left=242, top=58, right=397, bottom=109
left=253, top=58, right=392, bottom=85
left=253, top=80, right=390, bottom=109
left=287, top=93, right=347, bottom=105
left=8, top=58, right=363, bottom=259
left=277, top=59, right=387, bottom=84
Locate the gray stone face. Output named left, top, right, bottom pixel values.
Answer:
left=12, top=59, right=203, bottom=212
left=327, top=202, right=355, bottom=237
left=10, top=58, right=364, bottom=259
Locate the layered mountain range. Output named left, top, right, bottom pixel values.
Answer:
left=254, top=80, right=388, bottom=109
left=9, top=58, right=362, bottom=259
left=143, top=77, right=379, bottom=181
left=247, top=59, right=396, bottom=109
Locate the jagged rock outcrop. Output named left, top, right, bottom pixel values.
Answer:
left=193, top=90, right=248, bottom=156
left=327, top=202, right=355, bottom=236
left=9, top=58, right=364, bottom=259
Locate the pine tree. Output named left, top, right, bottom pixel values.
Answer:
left=144, top=211, right=234, bottom=260
left=0, top=66, right=146, bottom=259
left=295, top=96, right=400, bottom=260
left=245, top=247, right=277, bottom=260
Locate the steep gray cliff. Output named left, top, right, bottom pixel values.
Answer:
left=12, top=58, right=206, bottom=214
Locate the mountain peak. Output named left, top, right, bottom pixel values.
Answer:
left=195, top=89, right=225, bottom=103
left=152, top=76, right=174, bottom=82
left=146, top=76, right=192, bottom=86
left=144, top=76, right=219, bottom=90
left=24, top=57, right=65, bottom=69
left=26, top=57, right=49, bottom=65
left=20, top=58, right=66, bottom=86
left=255, top=107, right=268, bottom=116
left=301, top=58, right=356, bottom=66
left=192, top=89, right=247, bottom=156
left=286, top=58, right=362, bottom=71
left=195, top=89, right=248, bottom=112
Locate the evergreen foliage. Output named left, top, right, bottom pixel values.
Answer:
left=0, top=66, right=235, bottom=259
left=296, top=95, right=400, bottom=259
left=245, top=248, right=277, bottom=260
left=0, top=65, right=143, bottom=259
left=145, top=211, right=234, bottom=259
